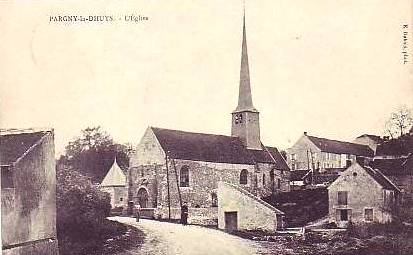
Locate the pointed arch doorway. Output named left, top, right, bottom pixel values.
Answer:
left=137, top=188, right=149, bottom=208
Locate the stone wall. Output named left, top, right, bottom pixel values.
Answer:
left=155, top=207, right=218, bottom=226
left=217, top=182, right=282, bottom=232
left=159, top=159, right=255, bottom=209
left=328, top=164, right=393, bottom=226
left=1, top=132, right=58, bottom=254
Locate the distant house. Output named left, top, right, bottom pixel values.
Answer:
left=353, top=134, right=384, bottom=154
left=328, top=163, right=400, bottom=227
left=0, top=129, right=58, bottom=254
left=100, top=158, right=127, bottom=208
left=287, top=132, right=374, bottom=172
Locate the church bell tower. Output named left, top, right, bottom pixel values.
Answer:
left=231, top=10, right=261, bottom=150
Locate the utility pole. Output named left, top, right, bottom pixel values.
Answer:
left=165, top=153, right=171, bottom=220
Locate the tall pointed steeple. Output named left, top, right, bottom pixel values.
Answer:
left=234, top=7, right=257, bottom=113
left=231, top=5, right=261, bottom=150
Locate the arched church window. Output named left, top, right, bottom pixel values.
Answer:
left=240, top=169, right=248, bottom=185
left=180, top=165, right=190, bottom=187
left=211, top=192, right=218, bottom=207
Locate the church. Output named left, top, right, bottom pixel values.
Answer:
left=128, top=13, right=290, bottom=224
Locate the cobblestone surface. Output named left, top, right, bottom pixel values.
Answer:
left=110, top=217, right=259, bottom=255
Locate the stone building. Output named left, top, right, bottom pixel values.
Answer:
left=1, top=129, right=58, bottom=255
left=100, top=158, right=127, bottom=209
left=328, top=163, right=400, bottom=227
left=287, top=132, right=374, bottom=172
left=353, top=134, right=384, bottom=154
left=217, top=181, right=284, bottom=232
left=128, top=13, right=289, bottom=227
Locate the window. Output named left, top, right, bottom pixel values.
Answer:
left=234, top=113, right=243, bottom=124
left=211, top=192, right=218, bottom=207
left=339, top=209, right=349, bottom=221
left=262, top=174, right=266, bottom=186
left=365, top=208, right=373, bottom=221
left=1, top=166, right=14, bottom=188
left=290, top=154, right=297, bottom=161
left=338, top=191, right=348, bottom=205
left=291, top=163, right=296, bottom=170
left=120, top=197, right=123, bottom=202
left=180, top=166, right=189, bottom=187
left=277, top=179, right=281, bottom=189
left=240, top=169, right=248, bottom=184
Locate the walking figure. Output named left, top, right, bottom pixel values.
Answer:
left=134, top=203, right=141, bottom=222
left=181, top=203, right=188, bottom=225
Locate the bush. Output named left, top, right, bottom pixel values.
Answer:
left=56, top=165, right=121, bottom=255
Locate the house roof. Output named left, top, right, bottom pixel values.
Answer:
left=0, top=130, right=50, bottom=166
left=312, top=173, right=339, bottom=185
left=100, top=159, right=127, bottom=187
left=306, top=135, right=374, bottom=157
left=363, top=166, right=400, bottom=192
left=370, top=157, right=411, bottom=176
left=151, top=127, right=289, bottom=169
left=290, top=170, right=311, bottom=181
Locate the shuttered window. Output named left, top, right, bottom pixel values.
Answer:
left=338, top=191, right=348, bottom=205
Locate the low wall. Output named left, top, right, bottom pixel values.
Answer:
left=155, top=207, right=218, bottom=226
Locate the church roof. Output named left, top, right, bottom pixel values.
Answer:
left=100, top=158, right=127, bottom=187
left=233, top=10, right=257, bottom=113
left=0, top=129, right=51, bottom=166
left=306, top=134, right=374, bottom=157
left=151, top=127, right=289, bottom=169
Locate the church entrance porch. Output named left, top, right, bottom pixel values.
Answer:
left=224, top=211, right=238, bottom=232
left=137, top=188, right=149, bottom=208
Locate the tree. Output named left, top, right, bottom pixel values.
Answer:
left=385, top=106, right=413, bottom=138
left=58, top=126, right=133, bottom=183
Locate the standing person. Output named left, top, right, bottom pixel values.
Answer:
left=135, top=203, right=141, bottom=222
left=181, top=203, right=188, bottom=225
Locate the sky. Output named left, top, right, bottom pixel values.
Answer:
left=0, top=0, right=412, bottom=156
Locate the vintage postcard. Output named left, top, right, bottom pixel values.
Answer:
left=0, top=0, right=412, bottom=254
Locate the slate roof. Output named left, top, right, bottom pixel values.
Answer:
left=313, top=173, right=339, bottom=185
left=363, top=166, right=400, bottom=192
left=306, top=135, right=374, bottom=157
left=100, top=159, right=127, bottom=187
left=151, top=127, right=289, bottom=169
left=370, top=155, right=413, bottom=176
left=0, top=130, right=49, bottom=166
left=290, top=170, right=311, bottom=181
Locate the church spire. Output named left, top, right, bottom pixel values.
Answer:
left=231, top=4, right=261, bottom=150
left=234, top=7, right=257, bottom=113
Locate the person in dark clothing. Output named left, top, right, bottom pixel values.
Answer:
left=134, top=204, right=141, bottom=222
left=181, top=203, right=188, bottom=225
